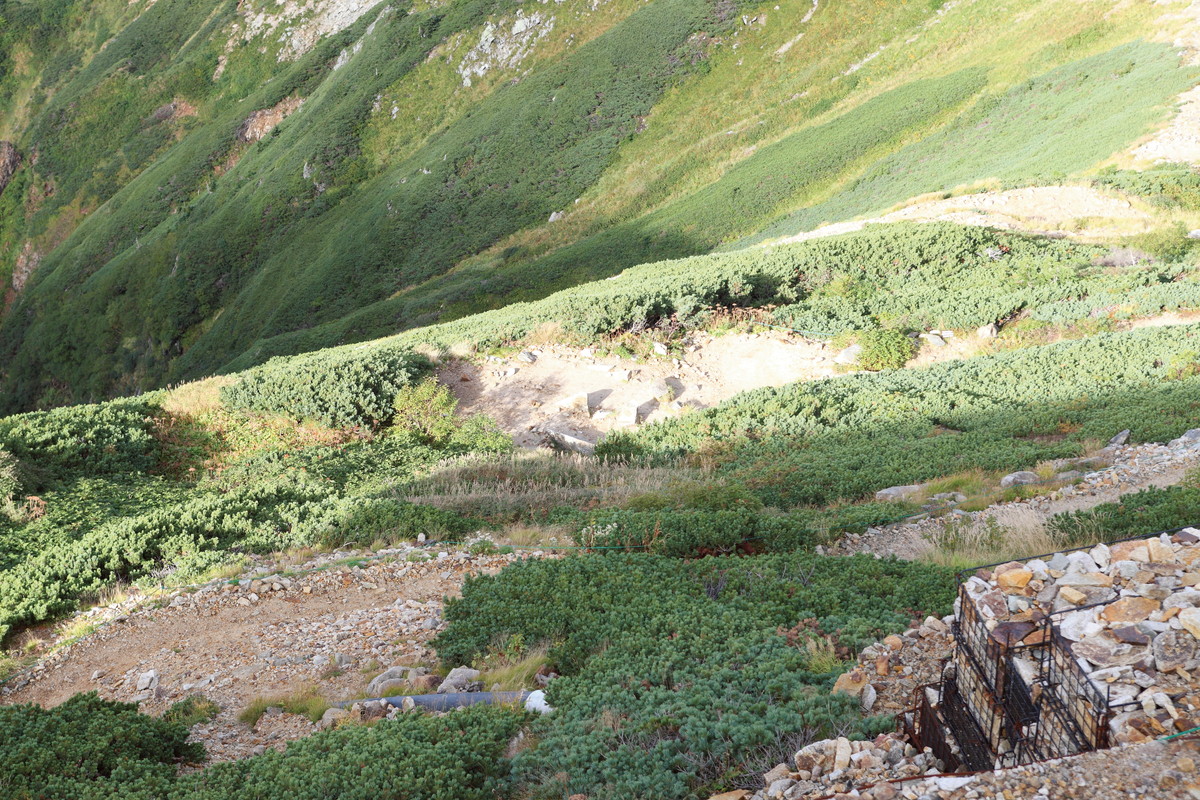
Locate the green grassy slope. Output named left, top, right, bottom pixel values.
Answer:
left=0, top=0, right=1195, bottom=412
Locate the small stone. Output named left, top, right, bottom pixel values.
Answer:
left=1178, top=607, right=1200, bottom=638
left=833, top=737, right=852, bottom=771
left=1154, top=630, right=1198, bottom=672
left=996, top=569, right=1033, bottom=591
left=882, top=634, right=904, bottom=651
left=90, top=670, right=106, bottom=681
left=1101, top=597, right=1161, bottom=624
left=517, top=351, right=537, bottom=363
left=1059, top=586, right=1088, bottom=605
left=832, top=668, right=869, bottom=698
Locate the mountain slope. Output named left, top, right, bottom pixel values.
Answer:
left=0, top=0, right=1196, bottom=411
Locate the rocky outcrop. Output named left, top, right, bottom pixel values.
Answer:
left=237, top=96, right=306, bottom=142
left=458, top=11, right=554, bottom=87
left=12, top=242, right=40, bottom=294
left=0, top=141, right=21, bottom=197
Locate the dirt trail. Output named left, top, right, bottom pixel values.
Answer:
left=835, top=439, right=1200, bottom=561
left=1, top=549, right=526, bottom=762
left=769, top=185, right=1155, bottom=247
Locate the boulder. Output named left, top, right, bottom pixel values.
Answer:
left=136, top=671, right=159, bottom=691
left=317, top=707, right=349, bottom=730
left=1073, top=633, right=1148, bottom=668
left=1057, top=571, right=1113, bottom=588
left=366, top=666, right=412, bottom=696
left=1168, top=429, right=1200, bottom=449
left=544, top=429, right=596, bottom=456
left=976, top=323, right=999, bottom=339
left=1111, top=540, right=1152, bottom=563
left=409, top=673, right=442, bottom=692
left=1164, top=590, right=1200, bottom=610
left=1059, top=609, right=1104, bottom=642
left=1000, top=471, right=1040, bottom=489
left=874, top=484, right=923, bottom=502
left=436, top=666, right=481, bottom=694
left=1059, top=587, right=1088, bottom=606
left=1112, top=626, right=1152, bottom=646
left=1108, top=429, right=1131, bottom=447
left=996, top=568, right=1033, bottom=591
left=861, top=683, right=878, bottom=712
left=833, top=737, right=852, bottom=771
left=1147, top=538, right=1176, bottom=564
left=762, top=764, right=790, bottom=784
left=525, top=690, right=553, bottom=714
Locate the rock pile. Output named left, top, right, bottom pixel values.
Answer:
left=746, top=733, right=947, bottom=800
left=962, top=528, right=1200, bottom=744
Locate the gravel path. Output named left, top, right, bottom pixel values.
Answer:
left=832, top=439, right=1200, bottom=561
left=0, top=548, right=534, bottom=762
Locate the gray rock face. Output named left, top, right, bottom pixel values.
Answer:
left=436, top=666, right=481, bottom=694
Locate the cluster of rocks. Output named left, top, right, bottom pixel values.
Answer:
left=863, top=736, right=1200, bottom=800
left=963, top=529, right=1200, bottom=744
left=743, top=733, right=946, bottom=800
left=836, top=618, right=955, bottom=717
left=726, top=620, right=955, bottom=800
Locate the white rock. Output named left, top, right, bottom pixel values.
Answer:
left=525, top=690, right=553, bottom=714
left=860, top=683, right=877, bottom=712
left=976, top=323, right=999, bottom=339
left=135, top=670, right=159, bottom=691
